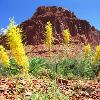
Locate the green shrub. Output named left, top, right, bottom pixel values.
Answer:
left=74, top=59, right=95, bottom=79
left=29, top=57, right=46, bottom=77
left=0, top=55, right=99, bottom=79
left=0, top=58, right=20, bottom=76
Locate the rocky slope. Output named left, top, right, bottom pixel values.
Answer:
left=0, top=6, right=100, bottom=47
left=19, top=6, right=100, bottom=46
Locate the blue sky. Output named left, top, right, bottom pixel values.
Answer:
left=0, top=0, right=100, bottom=32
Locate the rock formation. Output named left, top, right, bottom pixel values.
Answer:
left=0, top=6, right=100, bottom=48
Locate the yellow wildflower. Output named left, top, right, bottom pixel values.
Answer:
left=45, top=21, right=53, bottom=50
left=6, top=19, right=29, bottom=74
left=93, top=45, right=100, bottom=64
left=84, top=44, right=91, bottom=58
left=63, top=29, right=70, bottom=47
left=0, top=45, right=10, bottom=67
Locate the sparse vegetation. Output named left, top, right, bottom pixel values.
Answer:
left=0, top=19, right=100, bottom=100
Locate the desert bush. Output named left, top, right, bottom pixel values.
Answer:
left=9, top=58, right=20, bottom=75
left=29, top=57, right=46, bottom=77
left=75, top=58, right=95, bottom=79
left=92, top=64, right=100, bottom=77
left=56, top=58, right=76, bottom=76
left=0, top=64, right=9, bottom=76
left=0, top=58, right=20, bottom=76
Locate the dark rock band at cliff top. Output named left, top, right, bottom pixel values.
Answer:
left=0, top=6, right=100, bottom=47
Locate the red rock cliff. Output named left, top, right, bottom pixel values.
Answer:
left=20, top=6, right=100, bottom=46
left=0, top=6, right=100, bottom=47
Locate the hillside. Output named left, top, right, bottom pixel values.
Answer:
left=19, top=6, right=100, bottom=46
left=0, top=6, right=100, bottom=48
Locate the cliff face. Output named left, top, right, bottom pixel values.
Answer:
left=20, top=6, right=100, bottom=45
left=0, top=6, right=100, bottom=47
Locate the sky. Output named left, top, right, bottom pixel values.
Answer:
left=0, top=0, right=100, bottom=32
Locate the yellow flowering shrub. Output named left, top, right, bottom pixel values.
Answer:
left=45, top=21, right=53, bottom=50
left=84, top=44, right=91, bottom=58
left=6, top=19, right=29, bottom=74
left=0, top=45, right=10, bottom=67
left=93, top=45, right=100, bottom=64
left=63, top=29, right=70, bottom=47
